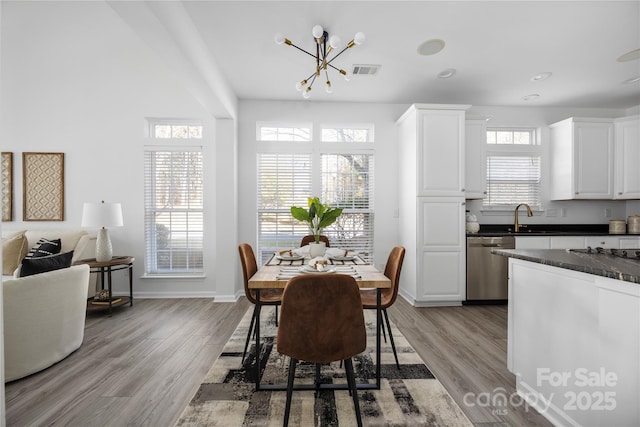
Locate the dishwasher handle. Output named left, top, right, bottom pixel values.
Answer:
left=481, top=243, right=507, bottom=247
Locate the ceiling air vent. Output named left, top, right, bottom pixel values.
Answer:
left=351, top=64, right=381, bottom=76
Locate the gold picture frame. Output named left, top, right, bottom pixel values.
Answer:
left=1, top=152, right=13, bottom=221
left=22, top=152, right=65, bottom=221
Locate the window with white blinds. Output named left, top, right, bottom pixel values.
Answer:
left=257, top=153, right=313, bottom=264
left=485, top=155, right=541, bottom=207
left=144, top=124, right=204, bottom=275
left=483, top=128, right=541, bottom=209
left=321, top=154, right=374, bottom=260
left=256, top=123, right=375, bottom=264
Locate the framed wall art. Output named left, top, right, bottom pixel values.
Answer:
left=1, top=152, right=12, bottom=221
left=22, top=152, right=65, bottom=221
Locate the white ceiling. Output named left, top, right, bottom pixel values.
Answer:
left=176, top=1, right=640, bottom=108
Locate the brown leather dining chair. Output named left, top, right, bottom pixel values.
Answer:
left=299, top=234, right=330, bottom=247
left=359, top=246, right=405, bottom=369
left=238, top=243, right=283, bottom=364
left=277, top=274, right=366, bottom=427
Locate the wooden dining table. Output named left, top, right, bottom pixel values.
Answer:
left=248, top=257, right=391, bottom=392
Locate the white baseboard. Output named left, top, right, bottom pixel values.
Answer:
left=398, top=291, right=463, bottom=307
left=112, top=291, right=240, bottom=301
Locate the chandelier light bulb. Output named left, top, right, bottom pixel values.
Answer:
left=302, top=88, right=311, bottom=99
left=295, top=79, right=307, bottom=91
left=329, top=35, right=341, bottom=49
left=343, top=72, right=351, bottom=82
left=312, top=25, right=324, bottom=39
left=274, top=33, right=285, bottom=45
left=353, top=32, right=366, bottom=45
left=325, top=81, right=333, bottom=93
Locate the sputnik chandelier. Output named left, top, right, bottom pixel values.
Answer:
left=274, top=25, right=365, bottom=99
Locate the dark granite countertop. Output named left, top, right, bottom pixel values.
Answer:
left=493, top=248, right=640, bottom=285
left=467, top=223, right=639, bottom=237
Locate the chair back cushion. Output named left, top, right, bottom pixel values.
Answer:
left=299, top=235, right=330, bottom=247
left=238, top=243, right=258, bottom=303
left=382, top=246, right=405, bottom=305
left=277, top=274, right=366, bottom=363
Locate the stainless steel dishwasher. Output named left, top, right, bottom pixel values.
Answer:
left=466, top=236, right=515, bottom=302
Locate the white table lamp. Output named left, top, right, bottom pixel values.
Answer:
left=81, top=201, right=123, bottom=262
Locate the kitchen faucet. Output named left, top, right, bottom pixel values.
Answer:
left=514, top=203, right=533, bottom=232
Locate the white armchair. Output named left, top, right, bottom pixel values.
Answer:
left=3, top=264, right=90, bottom=382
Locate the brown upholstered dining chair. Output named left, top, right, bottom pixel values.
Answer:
left=238, top=243, right=283, bottom=364
left=360, top=246, right=405, bottom=369
left=277, top=274, right=366, bottom=427
left=299, top=234, right=330, bottom=247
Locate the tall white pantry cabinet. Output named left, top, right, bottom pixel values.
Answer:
left=397, top=104, right=470, bottom=306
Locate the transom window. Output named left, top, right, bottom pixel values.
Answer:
left=321, top=124, right=374, bottom=142
left=257, top=123, right=312, bottom=141
left=484, top=128, right=541, bottom=210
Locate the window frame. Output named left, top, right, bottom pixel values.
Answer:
left=482, top=127, right=542, bottom=211
left=143, top=119, right=205, bottom=277
left=256, top=122, right=375, bottom=264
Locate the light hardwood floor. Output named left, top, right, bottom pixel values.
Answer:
left=5, top=298, right=552, bottom=426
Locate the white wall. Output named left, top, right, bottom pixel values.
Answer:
left=238, top=100, right=407, bottom=269
left=0, top=1, right=236, bottom=299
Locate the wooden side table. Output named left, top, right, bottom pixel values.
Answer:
left=74, top=256, right=134, bottom=314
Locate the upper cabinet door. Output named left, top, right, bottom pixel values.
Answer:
left=550, top=117, right=614, bottom=200
left=465, top=118, right=488, bottom=199
left=574, top=121, right=614, bottom=198
left=417, top=109, right=466, bottom=196
left=614, top=115, right=640, bottom=199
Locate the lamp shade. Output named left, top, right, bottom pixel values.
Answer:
left=81, top=201, right=123, bottom=228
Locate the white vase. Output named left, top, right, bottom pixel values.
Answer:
left=308, top=242, right=326, bottom=257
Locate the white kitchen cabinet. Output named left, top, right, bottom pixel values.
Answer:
left=515, top=236, right=550, bottom=249
left=398, top=104, right=469, bottom=197
left=516, top=235, right=640, bottom=250
left=508, top=259, right=640, bottom=426
left=618, top=237, right=640, bottom=249
left=585, top=236, right=622, bottom=248
left=514, top=235, right=587, bottom=250
left=549, top=117, right=614, bottom=200
left=464, top=118, right=489, bottom=199
left=614, top=115, right=640, bottom=199
left=550, top=236, right=587, bottom=249
left=397, top=104, right=470, bottom=306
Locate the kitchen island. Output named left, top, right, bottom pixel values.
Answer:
left=493, top=249, right=639, bottom=427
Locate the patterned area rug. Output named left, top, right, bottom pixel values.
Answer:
left=176, top=306, right=472, bottom=426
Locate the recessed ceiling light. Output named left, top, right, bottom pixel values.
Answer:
left=417, top=39, right=445, bottom=56
left=617, top=48, right=640, bottom=62
left=437, top=68, right=456, bottom=79
left=531, top=72, right=552, bottom=82
left=522, top=94, right=540, bottom=101
left=622, top=76, right=640, bottom=84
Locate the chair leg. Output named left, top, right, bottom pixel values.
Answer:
left=383, top=309, right=400, bottom=369
left=315, top=363, right=321, bottom=387
left=275, top=305, right=279, bottom=327
left=381, top=313, right=387, bottom=343
left=242, top=304, right=258, bottom=364
left=283, top=358, right=298, bottom=427
left=344, top=358, right=363, bottom=427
